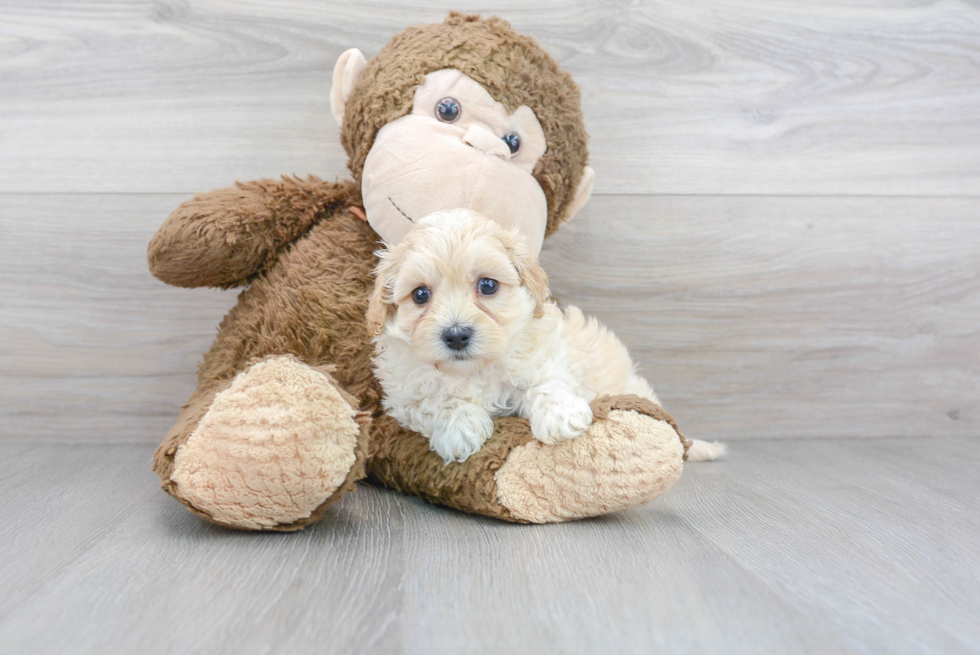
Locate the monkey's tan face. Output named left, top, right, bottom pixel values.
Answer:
left=362, top=70, right=550, bottom=254
left=381, top=211, right=538, bottom=376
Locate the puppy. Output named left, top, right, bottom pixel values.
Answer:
left=368, top=209, right=724, bottom=464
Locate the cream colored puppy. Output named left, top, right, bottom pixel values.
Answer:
left=369, top=209, right=724, bottom=464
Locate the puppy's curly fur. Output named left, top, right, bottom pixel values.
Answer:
left=369, top=210, right=665, bottom=463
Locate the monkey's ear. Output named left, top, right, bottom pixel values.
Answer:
left=563, top=166, right=595, bottom=222
left=331, top=48, right=367, bottom=127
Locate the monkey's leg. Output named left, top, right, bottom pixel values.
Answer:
left=367, top=395, right=689, bottom=523
left=153, top=356, right=371, bottom=531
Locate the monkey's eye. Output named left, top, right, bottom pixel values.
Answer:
left=412, top=286, right=431, bottom=305
left=477, top=278, right=499, bottom=296
left=435, top=98, right=461, bottom=123
left=502, top=133, right=520, bottom=155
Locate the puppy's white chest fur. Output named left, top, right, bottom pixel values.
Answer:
left=377, top=339, right=526, bottom=416
left=375, top=303, right=654, bottom=463
left=376, top=305, right=563, bottom=416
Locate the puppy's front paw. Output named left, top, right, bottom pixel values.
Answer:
left=530, top=394, right=594, bottom=445
left=428, top=405, right=494, bottom=464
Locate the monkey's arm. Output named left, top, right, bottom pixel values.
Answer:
left=148, top=176, right=359, bottom=288
left=367, top=397, right=690, bottom=523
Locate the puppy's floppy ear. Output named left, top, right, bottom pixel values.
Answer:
left=367, top=247, right=399, bottom=337
left=519, top=256, right=550, bottom=319
left=502, top=230, right=550, bottom=318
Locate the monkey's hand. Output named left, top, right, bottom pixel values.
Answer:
left=148, top=176, right=357, bottom=289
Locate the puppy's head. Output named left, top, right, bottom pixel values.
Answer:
left=368, top=209, right=549, bottom=373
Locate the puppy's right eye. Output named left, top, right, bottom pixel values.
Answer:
left=412, top=286, right=431, bottom=305
left=478, top=278, right=499, bottom=296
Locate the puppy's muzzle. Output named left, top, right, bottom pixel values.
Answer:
left=442, top=324, right=473, bottom=351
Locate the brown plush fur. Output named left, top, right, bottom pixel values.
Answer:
left=368, top=413, right=535, bottom=522
left=149, top=14, right=687, bottom=530
left=368, top=395, right=691, bottom=523
left=149, top=177, right=359, bottom=289
left=341, top=12, right=589, bottom=236
left=149, top=189, right=540, bottom=526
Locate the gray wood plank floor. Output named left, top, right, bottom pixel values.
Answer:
left=0, top=438, right=976, bottom=655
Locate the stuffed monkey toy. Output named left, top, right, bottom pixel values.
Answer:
left=149, top=13, right=691, bottom=531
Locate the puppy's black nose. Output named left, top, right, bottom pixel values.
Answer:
left=442, top=325, right=473, bottom=351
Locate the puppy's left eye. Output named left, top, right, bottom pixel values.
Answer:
left=412, top=286, right=431, bottom=305
left=477, top=278, right=498, bottom=296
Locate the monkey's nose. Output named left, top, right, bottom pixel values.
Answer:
left=442, top=325, right=474, bottom=351
left=462, top=125, right=510, bottom=159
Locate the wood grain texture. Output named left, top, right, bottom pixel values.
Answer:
left=2, top=193, right=976, bottom=442
left=0, top=439, right=976, bottom=654
left=0, top=194, right=237, bottom=441
left=673, top=436, right=980, bottom=654
left=540, top=194, right=980, bottom=439
left=0, top=0, right=977, bottom=195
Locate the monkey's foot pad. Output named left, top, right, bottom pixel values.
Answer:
left=495, top=397, right=687, bottom=523
left=171, top=357, right=361, bottom=530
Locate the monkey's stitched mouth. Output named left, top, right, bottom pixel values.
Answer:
left=388, top=196, right=413, bottom=222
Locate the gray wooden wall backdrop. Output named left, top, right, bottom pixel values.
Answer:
left=1, top=0, right=978, bottom=442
